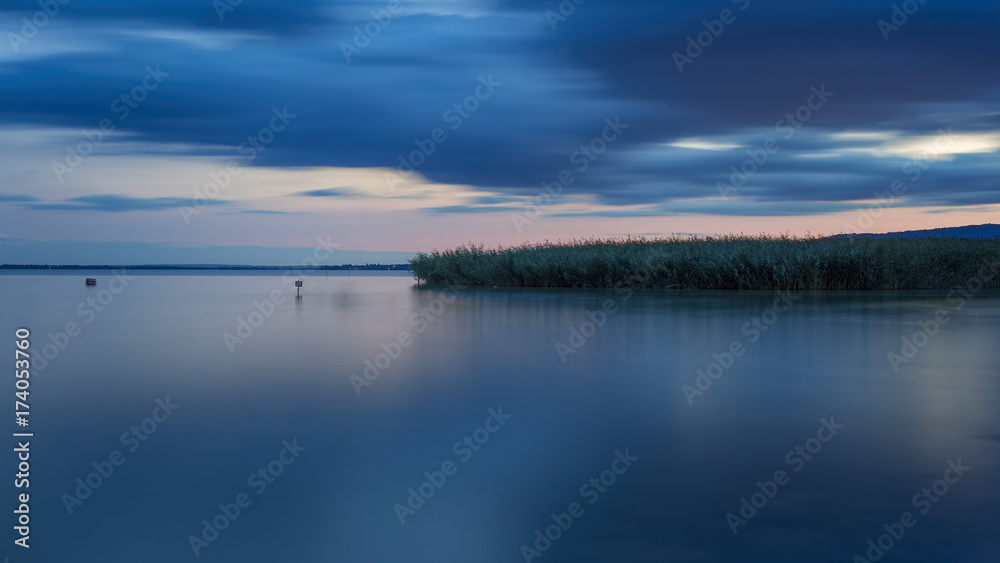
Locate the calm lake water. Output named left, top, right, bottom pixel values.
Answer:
left=2, top=271, right=998, bottom=562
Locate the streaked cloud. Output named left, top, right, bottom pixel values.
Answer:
left=295, top=188, right=362, bottom=198
left=1, top=0, right=999, bottom=262
left=667, top=138, right=744, bottom=151
left=22, top=195, right=228, bottom=212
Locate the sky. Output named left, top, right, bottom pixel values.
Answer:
left=1, top=0, right=998, bottom=264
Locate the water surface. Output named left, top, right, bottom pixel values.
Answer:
left=2, top=271, right=998, bottom=562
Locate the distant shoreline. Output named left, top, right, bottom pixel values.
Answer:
left=0, top=264, right=412, bottom=271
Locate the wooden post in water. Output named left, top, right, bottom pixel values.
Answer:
left=295, top=279, right=303, bottom=297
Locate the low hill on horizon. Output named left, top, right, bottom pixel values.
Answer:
left=832, top=223, right=1000, bottom=239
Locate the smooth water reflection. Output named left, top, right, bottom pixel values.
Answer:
left=1, top=271, right=998, bottom=562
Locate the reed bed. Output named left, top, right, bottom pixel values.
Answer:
left=409, top=235, right=1000, bottom=290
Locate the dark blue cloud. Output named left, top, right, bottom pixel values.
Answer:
left=0, top=0, right=336, bottom=34
left=427, top=205, right=521, bottom=214
left=22, top=195, right=228, bottom=212
left=1, top=0, right=998, bottom=213
left=295, top=188, right=360, bottom=197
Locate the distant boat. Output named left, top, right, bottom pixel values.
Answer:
left=86, top=278, right=96, bottom=285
